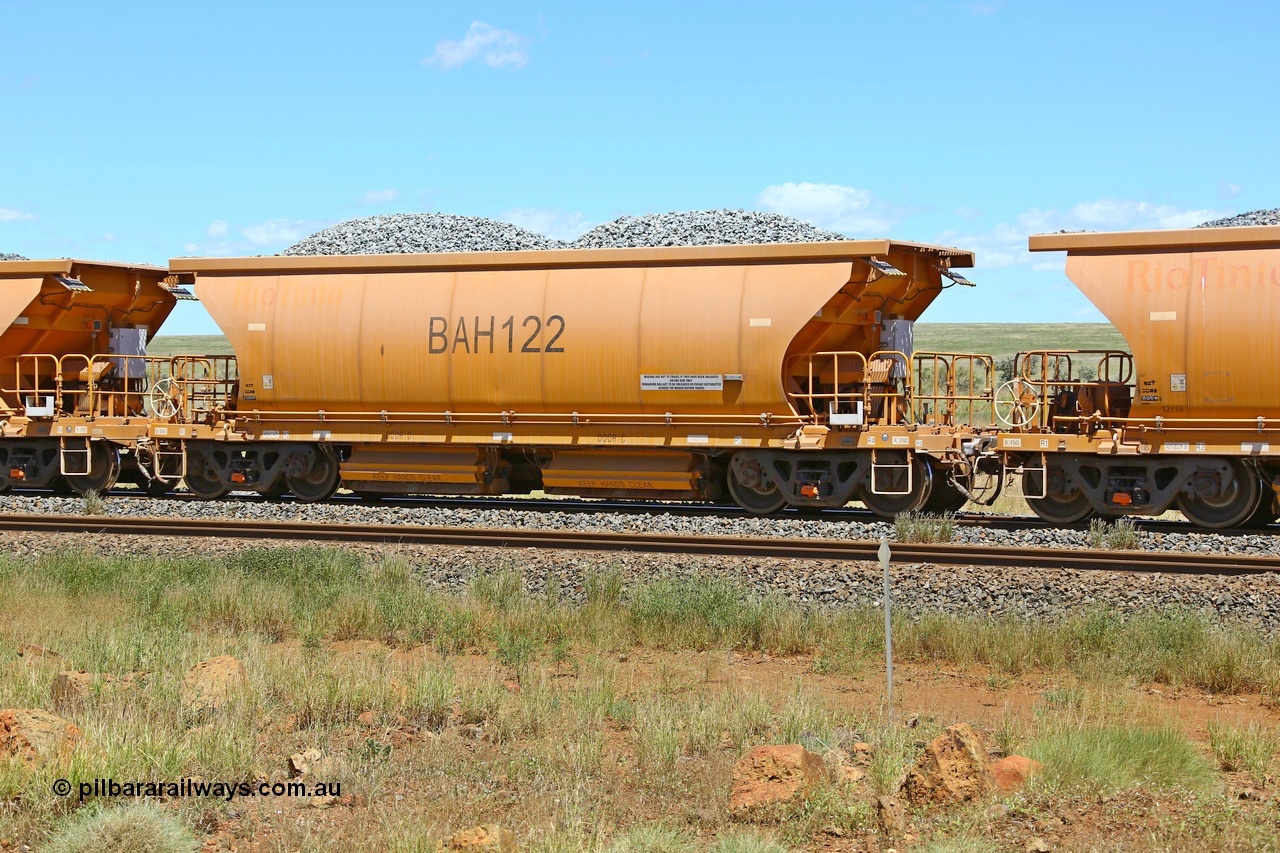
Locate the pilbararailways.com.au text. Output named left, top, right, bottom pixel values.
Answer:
left=53, top=777, right=341, bottom=803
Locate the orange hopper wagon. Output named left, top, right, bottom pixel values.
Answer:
left=169, top=240, right=990, bottom=512
left=0, top=259, right=194, bottom=493
left=997, top=225, right=1280, bottom=527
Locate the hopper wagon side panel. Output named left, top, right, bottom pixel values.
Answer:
left=1063, top=246, right=1280, bottom=420
left=358, top=271, right=459, bottom=409
left=197, top=257, right=863, bottom=418
left=0, top=278, right=44, bottom=357
left=738, top=263, right=852, bottom=411
left=542, top=266, right=644, bottom=409
left=636, top=264, right=746, bottom=415
left=444, top=269, right=550, bottom=410
left=0, top=262, right=177, bottom=361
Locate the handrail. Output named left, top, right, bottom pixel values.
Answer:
left=783, top=349, right=913, bottom=427
left=0, top=354, right=66, bottom=415
left=1017, top=349, right=1134, bottom=386
left=0, top=352, right=240, bottom=422
left=912, top=351, right=996, bottom=427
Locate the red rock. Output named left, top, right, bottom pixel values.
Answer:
left=901, top=723, right=992, bottom=807
left=438, top=824, right=518, bottom=851
left=991, top=755, right=1042, bottom=793
left=0, top=708, right=82, bottom=765
left=877, top=795, right=906, bottom=837
left=50, top=671, right=139, bottom=707
left=181, top=656, right=247, bottom=713
left=16, top=643, right=60, bottom=659
left=729, top=744, right=828, bottom=822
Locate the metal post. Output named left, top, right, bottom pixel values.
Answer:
left=879, top=536, right=893, bottom=725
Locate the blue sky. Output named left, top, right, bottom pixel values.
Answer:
left=2, top=1, right=1277, bottom=334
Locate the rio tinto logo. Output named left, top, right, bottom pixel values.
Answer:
left=1127, top=258, right=1280, bottom=290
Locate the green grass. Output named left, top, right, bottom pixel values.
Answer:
left=1208, top=721, right=1278, bottom=785
left=4, top=546, right=1280, bottom=850
left=42, top=802, right=199, bottom=853
left=148, top=335, right=234, bottom=358
left=3, top=549, right=1278, bottom=696
left=1026, top=725, right=1216, bottom=794
left=1087, top=517, right=1141, bottom=549
left=893, top=512, right=956, bottom=543
left=80, top=490, right=105, bottom=516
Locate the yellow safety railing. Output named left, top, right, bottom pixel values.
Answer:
left=912, top=351, right=996, bottom=427
left=0, top=353, right=239, bottom=422
left=783, top=350, right=913, bottom=427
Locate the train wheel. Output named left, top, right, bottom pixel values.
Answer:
left=859, top=455, right=932, bottom=518
left=921, top=458, right=970, bottom=514
left=1242, top=485, right=1278, bottom=528
left=727, top=453, right=786, bottom=515
left=183, top=446, right=228, bottom=500
left=64, top=442, right=121, bottom=496
left=285, top=448, right=340, bottom=503
left=262, top=478, right=290, bottom=498
left=1023, top=466, right=1094, bottom=524
left=1177, top=459, right=1261, bottom=529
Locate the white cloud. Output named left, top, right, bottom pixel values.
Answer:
left=360, top=189, right=400, bottom=205
left=242, top=218, right=322, bottom=247
left=941, top=199, right=1230, bottom=270
left=185, top=241, right=246, bottom=258
left=424, top=21, right=530, bottom=70
left=1066, top=199, right=1221, bottom=231
left=206, top=219, right=229, bottom=237
left=757, top=182, right=898, bottom=235
left=1218, top=181, right=1242, bottom=199
left=500, top=208, right=595, bottom=243
left=0, top=207, right=35, bottom=222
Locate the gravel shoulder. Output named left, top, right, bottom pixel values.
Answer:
left=1, top=493, right=1274, bottom=556
left=5, top=519, right=1280, bottom=629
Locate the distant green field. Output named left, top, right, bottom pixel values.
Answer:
left=148, top=335, right=235, bottom=358
left=914, top=323, right=1127, bottom=362
left=152, top=324, right=1130, bottom=363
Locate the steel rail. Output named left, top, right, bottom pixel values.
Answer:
left=0, top=513, right=1275, bottom=575
left=3, top=488, right=1272, bottom=536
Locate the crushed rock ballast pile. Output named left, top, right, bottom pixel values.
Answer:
left=281, top=213, right=567, bottom=255
left=0, top=253, right=27, bottom=261
left=280, top=209, right=852, bottom=256
left=569, top=209, right=848, bottom=248
left=3, top=493, right=1280, bottom=629
left=1199, top=208, right=1280, bottom=228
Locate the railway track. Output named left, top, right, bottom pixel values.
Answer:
left=3, top=487, right=1274, bottom=536
left=2, top=513, right=1276, bottom=575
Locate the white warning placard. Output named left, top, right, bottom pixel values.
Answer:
left=641, top=374, right=724, bottom=391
